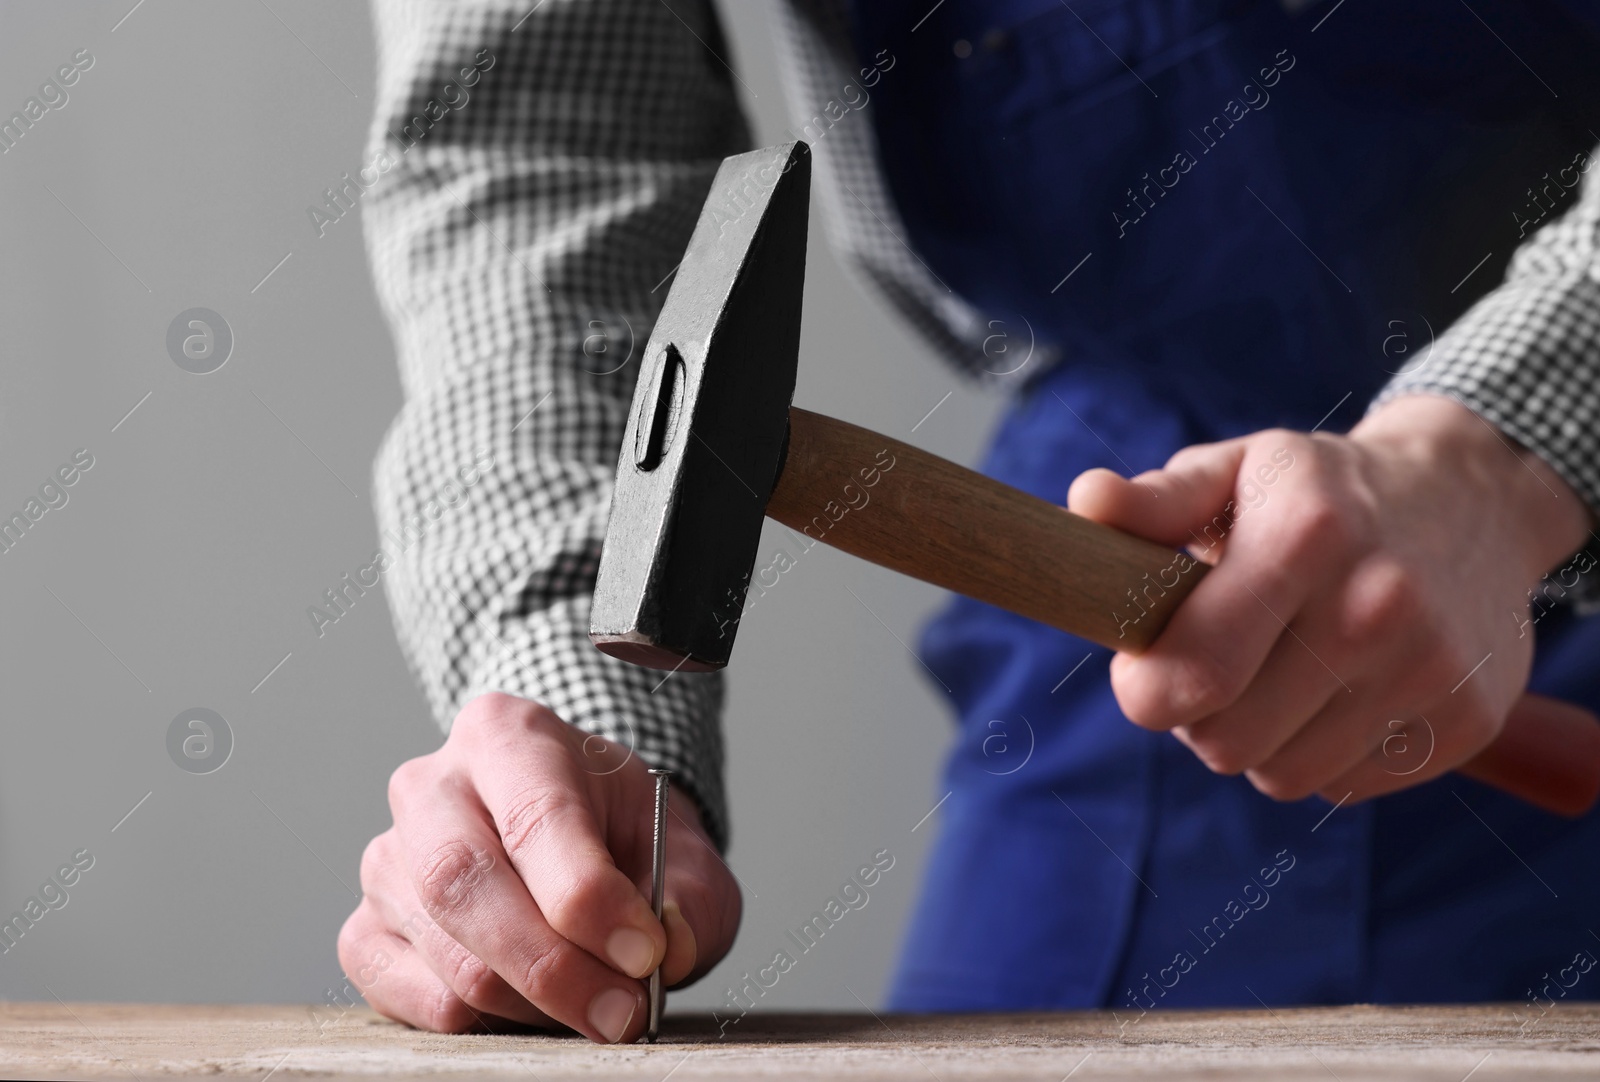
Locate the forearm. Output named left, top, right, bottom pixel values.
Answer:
left=361, top=0, right=751, bottom=847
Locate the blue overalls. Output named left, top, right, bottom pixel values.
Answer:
left=843, top=0, right=1600, bottom=1009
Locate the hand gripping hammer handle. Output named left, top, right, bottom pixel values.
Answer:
left=767, top=407, right=1600, bottom=818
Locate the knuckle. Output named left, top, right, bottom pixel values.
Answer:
left=335, top=908, right=368, bottom=973
left=516, top=941, right=564, bottom=1005
left=456, top=692, right=561, bottom=741
left=542, top=870, right=614, bottom=934
left=442, top=941, right=498, bottom=1007
left=358, top=835, right=388, bottom=896
left=1280, top=497, right=1348, bottom=562
left=1244, top=431, right=1298, bottom=474
left=1165, top=441, right=1215, bottom=473
left=455, top=691, right=520, bottom=732
left=427, top=986, right=479, bottom=1034
left=498, top=787, right=570, bottom=858
left=414, top=839, right=489, bottom=919
left=388, top=756, right=431, bottom=811
left=1339, top=560, right=1420, bottom=643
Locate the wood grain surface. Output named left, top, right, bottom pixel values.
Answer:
left=3, top=1003, right=1597, bottom=1080
left=767, top=408, right=1204, bottom=653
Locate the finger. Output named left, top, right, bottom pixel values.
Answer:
left=1310, top=708, right=1469, bottom=806
left=467, top=717, right=667, bottom=982
left=1110, top=547, right=1302, bottom=731
left=391, top=784, right=647, bottom=1044
left=1175, top=623, right=1348, bottom=775
left=350, top=923, right=536, bottom=1034
left=1313, top=739, right=1451, bottom=807
left=377, top=946, right=543, bottom=1034
left=657, top=792, right=742, bottom=988
left=660, top=900, right=698, bottom=988
left=1112, top=448, right=1337, bottom=730
left=1315, top=693, right=1600, bottom=811
left=338, top=904, right=490, bottom=1034
left=1245, top=689, right=1407, bottom=802
left=1250, top=620, right=1521, bottom=804
left=1067, top=439, right=1247, bottom=550
left=360, top=833, right=551, bottom=1027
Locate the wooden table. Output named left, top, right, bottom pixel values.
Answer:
left=3, top=1003, right=1597, bottom=1080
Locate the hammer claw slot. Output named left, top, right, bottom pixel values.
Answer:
left=634, top=344, right=685, bottom=472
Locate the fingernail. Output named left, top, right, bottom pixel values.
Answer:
left=605, top=926, right=657, bottom=978
left=588, top=986, right=638, bottom=1044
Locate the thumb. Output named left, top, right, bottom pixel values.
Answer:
left=1067, top=439, right=1248, bottom=550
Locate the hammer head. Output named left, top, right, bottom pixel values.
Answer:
left=590, top=142, right=811, bottom=671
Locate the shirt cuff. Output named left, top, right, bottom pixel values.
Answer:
left=458, top=598, right=730, bottom=851
left=1371, top=273, right=1600, bottom=609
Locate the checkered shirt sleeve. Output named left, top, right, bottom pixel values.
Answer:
left=361, top=0, right=752, bottom=848
left=1375, top=145, right=1600, bottom=529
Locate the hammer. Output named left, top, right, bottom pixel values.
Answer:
left=591, top=141, right=1600, bottom=817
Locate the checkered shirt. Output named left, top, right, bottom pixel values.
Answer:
left=362, top=0, right=1600, bottom=848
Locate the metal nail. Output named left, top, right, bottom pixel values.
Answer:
left=647, top=768, right=671, bottom=1043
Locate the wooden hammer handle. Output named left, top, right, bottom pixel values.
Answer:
left=1457, top=693, right=1600, bottom=817
left=768, top=408, right=1600, bottom=817
left=768, top=408, right=1199, bottom=652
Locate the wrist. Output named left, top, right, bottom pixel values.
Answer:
left=1353, top=394, right=1591, bottom=580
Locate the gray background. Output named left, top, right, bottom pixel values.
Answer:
left=0, top=1, right=1008, bottom=1012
